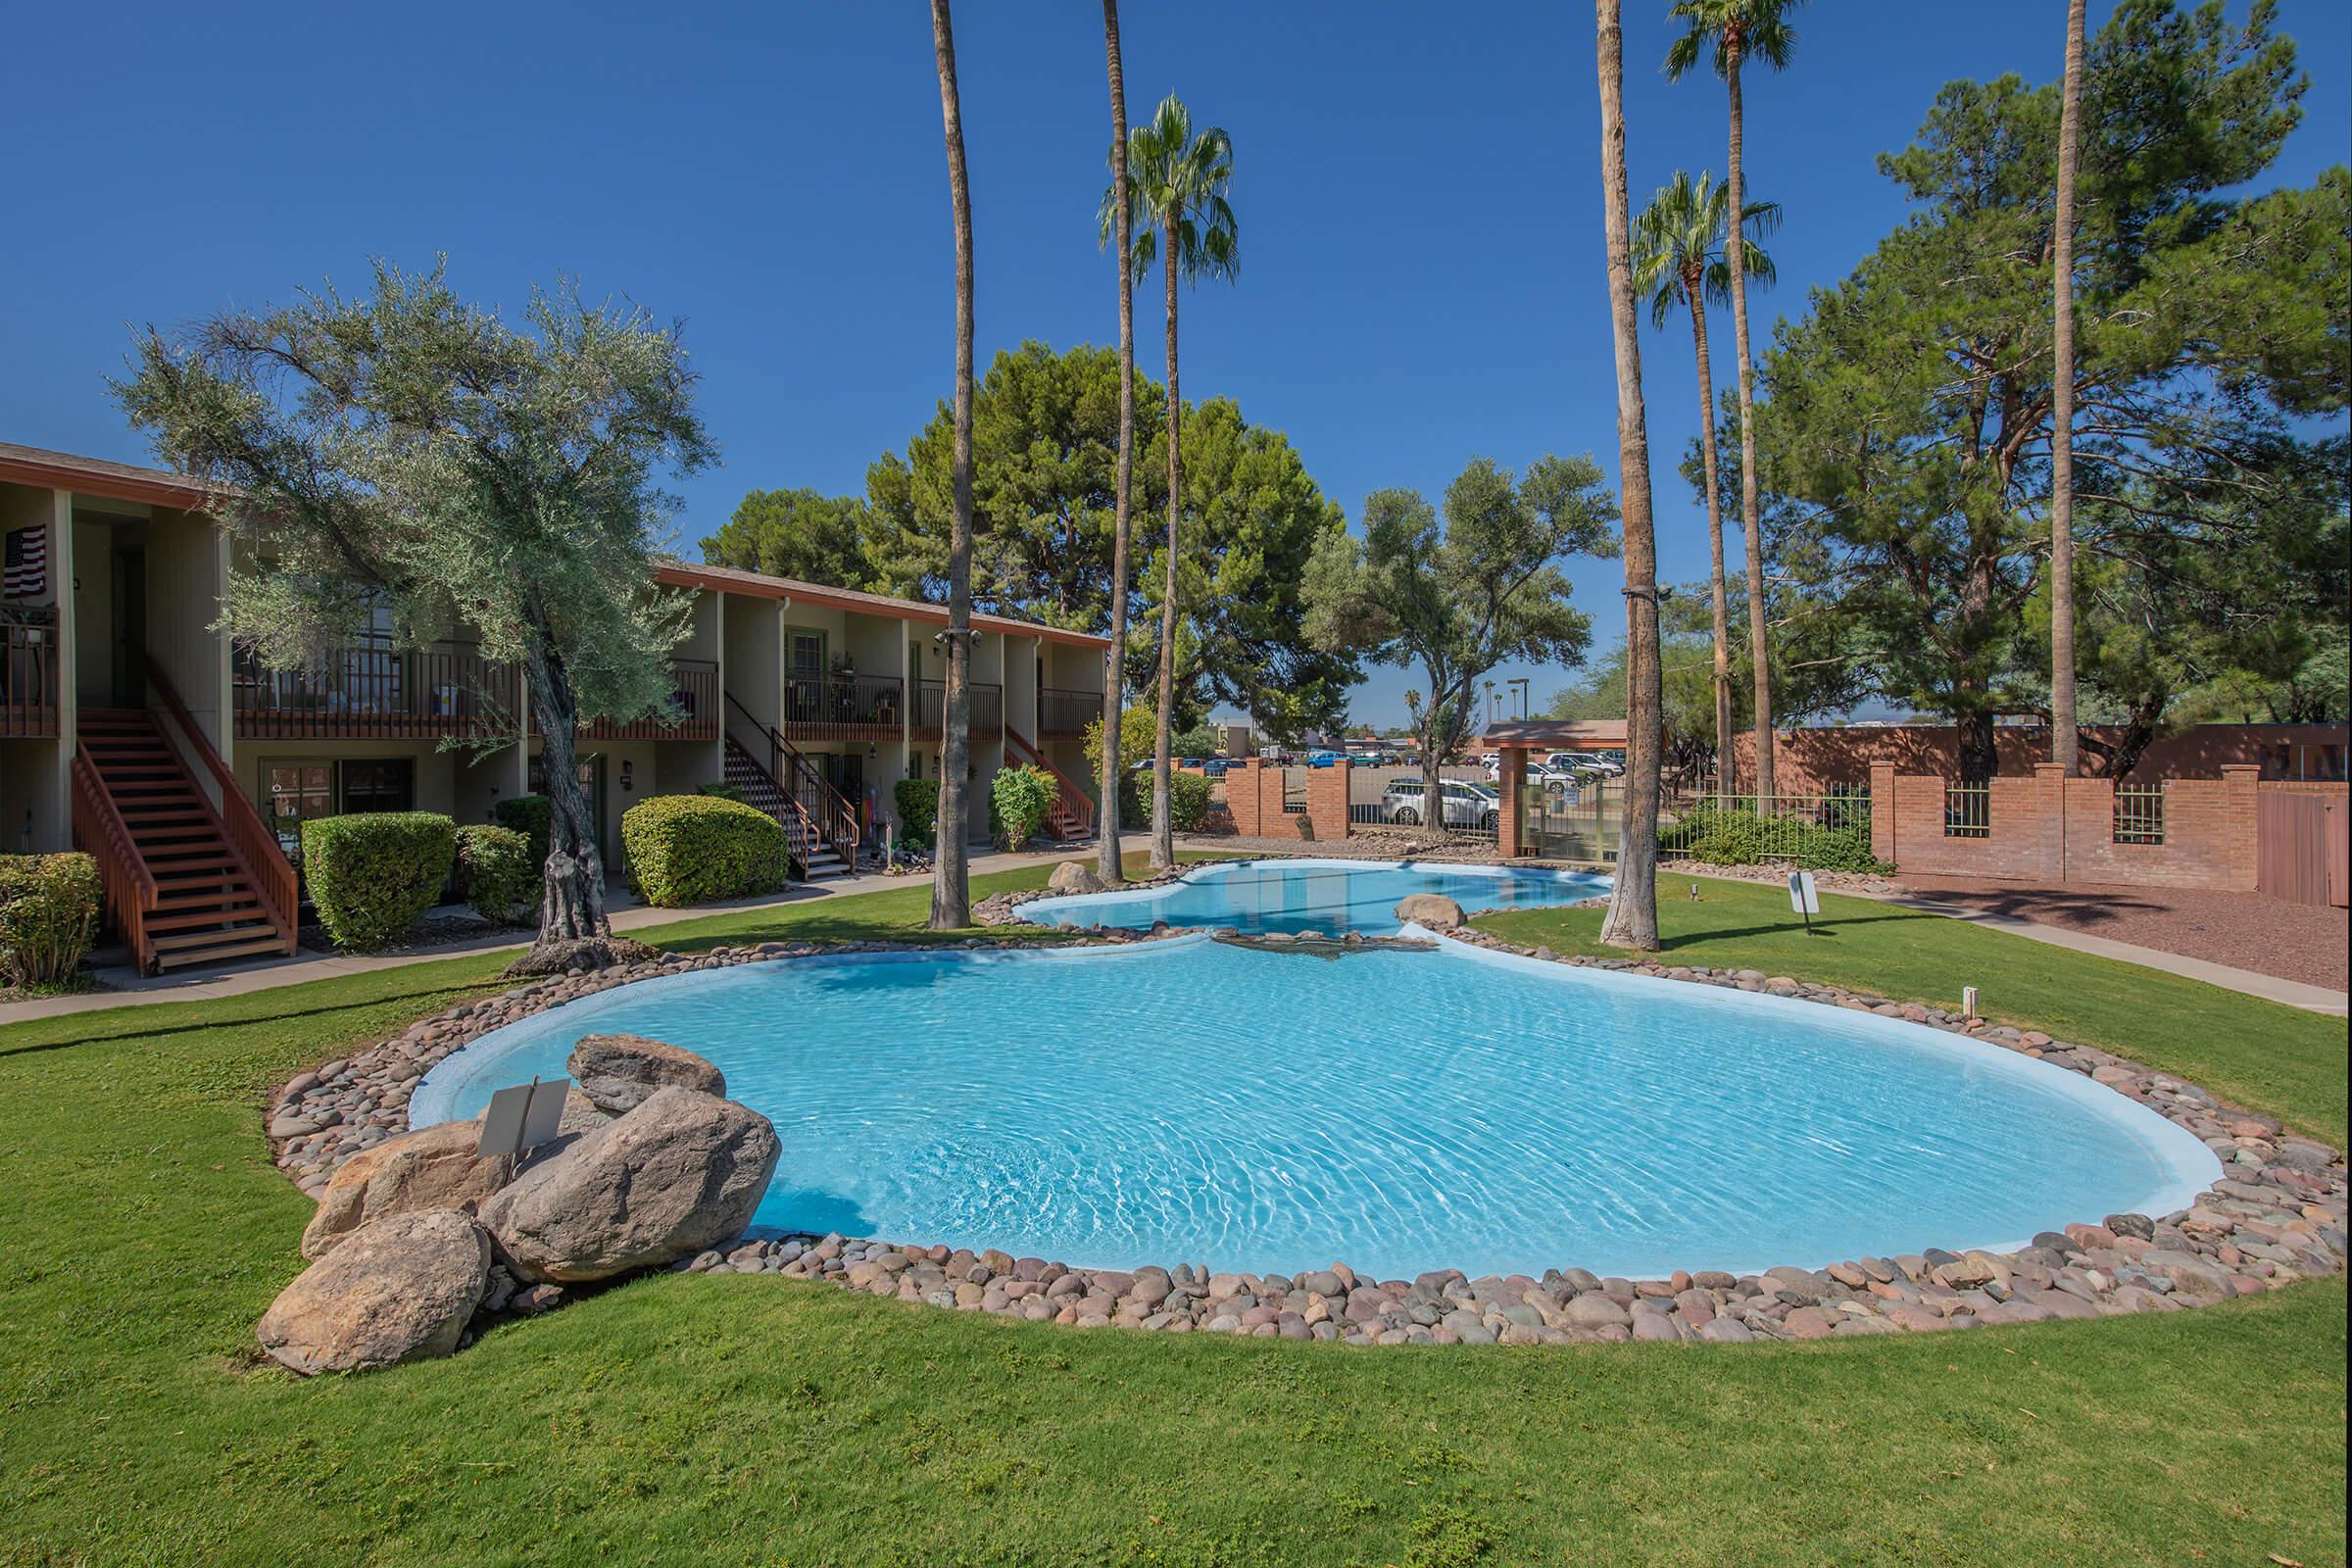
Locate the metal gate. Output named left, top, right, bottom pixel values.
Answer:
left=2257, top=790, right=2350, bottom=907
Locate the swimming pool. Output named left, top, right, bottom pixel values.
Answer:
left=1019, top=858, right=1612, bottom=936
left=412, top=933, right=2217, bottom=1282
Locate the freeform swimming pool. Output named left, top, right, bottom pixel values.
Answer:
left=412, top=932, right=2219, bottom=1282
left=1018, top=858, right=1612, bottom=936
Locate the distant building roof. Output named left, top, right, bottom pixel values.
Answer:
left=0, top=440, right=216, bottom=510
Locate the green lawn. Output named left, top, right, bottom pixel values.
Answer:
left=1, top=859, right=2344, bottom=1566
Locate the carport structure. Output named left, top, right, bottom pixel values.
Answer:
left=1476, top=720, right=1629, bottom=858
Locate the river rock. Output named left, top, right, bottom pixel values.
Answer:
left=480, top=1087, right=779, bottom=1283
left=299, top=1117, right=512, bottom=1260
left=1394, top=893, right=1466, bottom=931
left=258, top=1209, right=491, bottom=1375
left=566, top=1034, right=727, bottom=1114
left=1048, top=861, right=1106, bottom=896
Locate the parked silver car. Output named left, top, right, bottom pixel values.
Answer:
left=1382, top=777, right=1502, bottom=831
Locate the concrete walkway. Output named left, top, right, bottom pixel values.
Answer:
left=0, top=848, right=1054, bottom=1026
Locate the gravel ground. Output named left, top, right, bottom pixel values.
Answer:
left=1901, top=876, right=2349, bottom=992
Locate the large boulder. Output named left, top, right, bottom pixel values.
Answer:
left=566, top=1033, right=726, bottom=1114
left=1394, top=893, right=1466, bottom=931
left=258, top=1209, right=491, bottom=1375
left=1048, top=861, right=1106, bottom=897
left=479, top=1087, right=779, bottom=1284
left=300, top=1118, right=514, bottom=1260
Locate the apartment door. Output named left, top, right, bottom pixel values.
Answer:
left=340, top=759, right=416, bottom=813
left=110, top=548, right=146, bottom=707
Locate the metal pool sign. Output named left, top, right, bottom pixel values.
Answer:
left=1787, top=870, right=1821, bottom=933
left=476, top=1076, right=572, bottom=1160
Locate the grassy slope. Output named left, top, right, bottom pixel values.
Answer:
left=0, top=860, right=2343, bottom=1566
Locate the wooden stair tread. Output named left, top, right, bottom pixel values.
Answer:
left=146, top=904, right=268, bottom=932
left=155, top=935, right=295, bottom=969
left=150, top=921, right=278, bottom=952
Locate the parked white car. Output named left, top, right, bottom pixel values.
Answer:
left=1383, top=777, right=1503, bottom=831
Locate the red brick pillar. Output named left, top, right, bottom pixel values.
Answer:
left=1231, top=759, right=1264, bottom=837
left=1497, top=749, right=1525, bottom=857
left=2221, top=762, right=2260, bottom=892
left=1306, top=759, right=1351, bottom=841
left=2033, top=761, right=2069, bottom=883
left=1868, top=761, right=1897, bottom=866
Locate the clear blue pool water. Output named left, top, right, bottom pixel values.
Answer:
left=1019, top=858, right=1612, bottom=936
left=414, top=935, right=2218, bottom=1281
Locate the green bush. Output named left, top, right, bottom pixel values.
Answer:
left=1135, top=768, right=1215, bottom=832
left=698, top=782, right=746, bottom=804
left=491, top=794, right=552, bottom=873
left=990, top=764, right=1058, bottom=848
left=1663, top=802, right=1889, bottom=874
left=454, top=824, right=536, bottom=926
left=894, top=777, right=940, bottom=847
left=621, top=795, right=790, bottom=907
left=0, top=853, right=102, bottom=988
left=302, top=811, right=458, bottom=951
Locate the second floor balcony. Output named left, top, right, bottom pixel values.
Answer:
left=1038, top=685, right=1100, bottom=739
left=580, top=659, right=719, bottom=742
left=914, top=679, right=1003, bottom=740
left=782, top=672, right=906, bottom=742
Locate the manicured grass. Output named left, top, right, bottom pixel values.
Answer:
left=1478, top=874, right=2350, bottom=1150
left=1, top=859, right=2344, bottom=1565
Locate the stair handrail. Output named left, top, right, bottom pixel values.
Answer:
left=725, top=691, right=860, bottom=862
left=1004, top=724, right=1096, bottom=834
left=145, top=655, right=298, bottom=942
left=70, top=748, right=160, bottom=972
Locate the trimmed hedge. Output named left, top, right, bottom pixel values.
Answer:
left=302, top=811, right=458, bottom=951
left=1137, top=768, right=1215, bottom=832
left=455, top=824, right=536, bottom=926
left=1664, top=802, right=1890, bottom=874
left=990, top=764, right=1057, bottom=848
left=893, top=777, right=939, bottom=847
left=0, top=853, right=102, bottom=988
left=698, top=782, right=747, bottom=804
left=491, top=794, right=552, bottom=874
left=621, top=794, right=790, bottom=907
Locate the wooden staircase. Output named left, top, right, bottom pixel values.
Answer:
left=1004, top=726, right=1095, bottom=841
left=74, top=707, right=297, bottom=971
left=723, top=732, right=852, bottom=879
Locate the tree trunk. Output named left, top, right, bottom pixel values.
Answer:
left=1957, top=709, right=1997, bottom=785
left=1725, top=38, right=1774, bottom=806
left=929, top=0, right=974, bottom=928
left=522, top=642, right=609, bottom=954
left=1593, top=0, right=1661, bottom=953
left=1151, top=214, right=1181, bottom=871
left=1419, top=686, right=1447, bottom=843
left=2049, top=0, right=2086, bottom=776
left=1098, top=0, right=1133, bottom=884
left=1690, top=281, right=1733, bottom=805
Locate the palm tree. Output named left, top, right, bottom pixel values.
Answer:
left=2049, top=0, right=2086, bottom=775
left=1100, top=95, right=1237, bottom=871
left=1595, top=0, right=1662, bottom=953
left=1096, top=0, right=1135, bottom=882
left=1667, top=0, right=1800, bottom=805
left=1632, top=171, right=1778, bottom=803
left=927, top=0, right=976, bottom=929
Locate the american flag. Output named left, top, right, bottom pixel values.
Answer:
left=2, top=525, right=46, bottom=598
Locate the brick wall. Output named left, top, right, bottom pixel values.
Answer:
left=1739, top=722, right=2347, bottom=791
left=1874, top=760, right=2261, bottom=891
left=1305, top=760, right=1351, bottom=843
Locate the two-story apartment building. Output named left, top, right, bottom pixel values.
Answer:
left=1, top=442, right=1107, bottom=973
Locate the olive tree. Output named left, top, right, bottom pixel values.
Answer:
left=115, top=260, right=711, bottom=971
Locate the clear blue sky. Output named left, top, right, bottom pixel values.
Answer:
left=4, top=1, right=2345, bottom=727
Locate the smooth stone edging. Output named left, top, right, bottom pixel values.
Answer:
left=265, top=922, right=2348, bottom=1349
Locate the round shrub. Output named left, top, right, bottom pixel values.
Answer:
left=491, top=794, right=552, bottom=874
left=990, top=764, right=1058, bottom=848
left=621, top=795, right=790, bottom=907
left=302, top=812, right=458, bottom=951
left=455, top=823, right=536, bottom=926
left=893, top=777, right=940, bottom=847
left=0, top=853, right=102, bottom=989
left=698, top=782, right=746, bottom=804
left=1136, top=768, right=1214, bottom=832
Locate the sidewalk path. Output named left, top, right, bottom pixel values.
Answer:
left=0, top=850, right=1051, bottom=1026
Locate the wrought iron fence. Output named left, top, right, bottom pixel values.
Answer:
left=1655, top=791, right=1875, bottom=861
left=2113, top=783, right=2165, bottom=846
left=1943, top=783, right=1991, bottom=839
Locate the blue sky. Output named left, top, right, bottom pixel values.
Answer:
left=3, top=1, right=2345, bottom=727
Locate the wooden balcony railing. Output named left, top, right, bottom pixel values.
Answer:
left=1038, top=685, right=1101, bottom=739
left=580, top=659, right=719, bottom=742
left=914, top=680, right=1003, bottom=740
left=2, top=606, right=60, bottom=739
left=782, top=673, right=905, bottom=742
left=147, top=654, right=297, bottom=946
left=234, top=638, right=519, bottom=741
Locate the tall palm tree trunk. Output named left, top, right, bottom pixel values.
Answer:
left=928, top=0, right=974, bottom=929
left=1594, top=0, right=1661, bottom=953
left=1724, top=33, right=1773, bottom=804
left=1151, top=214, right=1181, bottom=871
left=2049, top=0, right=2086, bottom=775
left=1098, top=0, right=1134, bottom=881
left=1689, top=283, right=1733, bottom=804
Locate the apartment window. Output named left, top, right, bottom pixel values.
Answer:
left=788, top=631, right=825, bottom=676
left=341, top=758, right=416, bottom=813
left=265, top=763, right=333, bottom=858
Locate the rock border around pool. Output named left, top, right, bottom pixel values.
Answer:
left=264, top=917, right=2346, bottom=1350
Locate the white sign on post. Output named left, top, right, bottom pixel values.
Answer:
left=1787, top=870, right=1820, bottom=932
